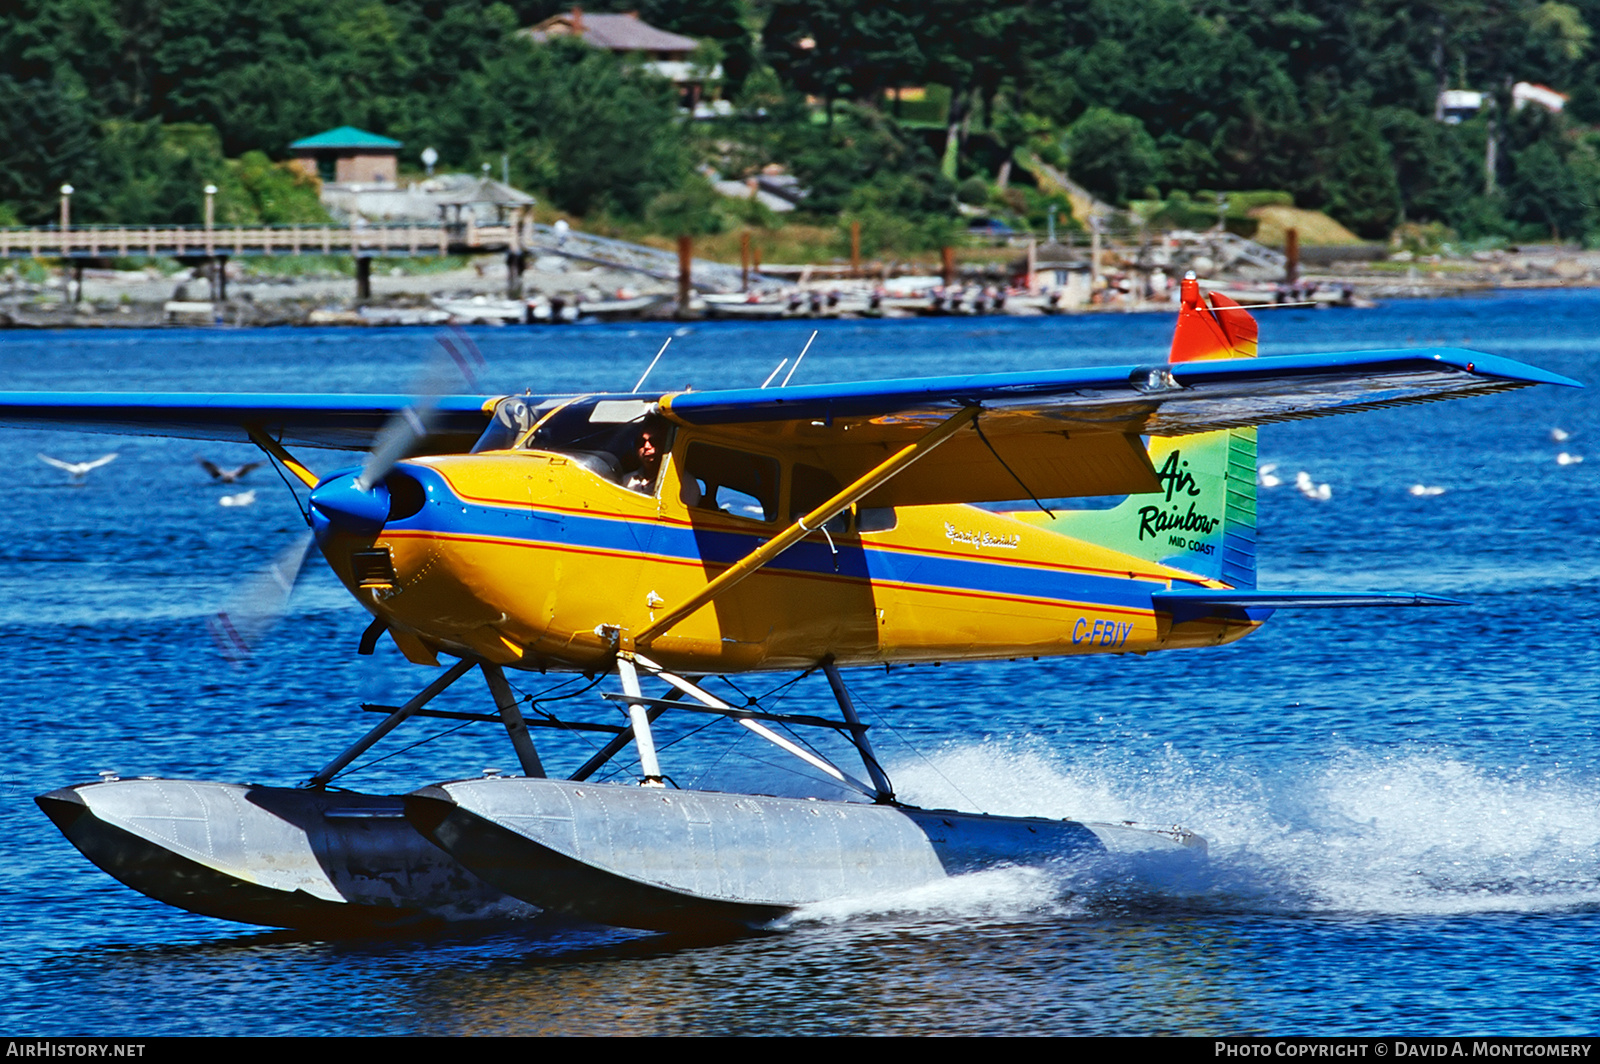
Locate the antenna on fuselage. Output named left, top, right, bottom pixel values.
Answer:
left=760, top=358, right=788, bottom=388
left=632, top=336, right=672, bottom=394
left=781, top=330, right=818, bottom=387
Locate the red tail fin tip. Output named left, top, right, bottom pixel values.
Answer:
left=1168, top=272, right=1258, bottom=362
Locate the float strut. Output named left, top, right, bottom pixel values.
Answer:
left=306, top=658, right=476, bottom=787
left=616, top=657, right=665, bottom=787
left=569, top=684, right=691, bottom=782
left=632, top=654, right=879, bottom=799
left=823, top=662, right=894, bottom=803
left=482, top=663, right=546, bottom=778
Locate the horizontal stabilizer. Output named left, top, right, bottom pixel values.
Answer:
left=1154, top=588, right=1464, bottom=609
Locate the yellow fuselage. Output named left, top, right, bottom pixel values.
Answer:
left=318, top=441, right=1255, bottom=674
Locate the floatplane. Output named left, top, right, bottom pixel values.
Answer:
left=3, top=276, right=1578, bottom=934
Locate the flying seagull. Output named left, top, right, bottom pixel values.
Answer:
left=39, top=452, right=118, bottom=484
left=198, top=458, right=263, bottom=484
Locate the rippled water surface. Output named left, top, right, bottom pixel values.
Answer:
left=3, top=293, right=1598, bottom=1035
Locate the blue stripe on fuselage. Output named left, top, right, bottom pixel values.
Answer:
left=390, top=464, right=1163, bottom=611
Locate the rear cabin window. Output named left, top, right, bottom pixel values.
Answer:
left=685, top=443, right=779, bottom=522
left=856, top=506, right=897, bottom=533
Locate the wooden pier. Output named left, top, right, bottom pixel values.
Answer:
left=0, top=220, right=524, bottom=261
left=1, top=218, right=761, bottom=300
left=1, top=220, right=531, bottom=300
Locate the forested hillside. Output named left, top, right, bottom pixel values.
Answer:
left=4, top=0, right=1600, bottom=246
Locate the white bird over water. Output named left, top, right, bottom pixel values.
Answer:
left=1557, top=452, right=1585, bottom=466
left=38, top=452, right=118, bottom=484
left=1295, top=470, right=1332, bottom=501
left=1256, top=463, right=1282, bottom=488
left=1409, top=484, right=1446, bottom=497
left=219, top=490, right=257, bottom=507
left=1551, top=427, right=1572, bottom=443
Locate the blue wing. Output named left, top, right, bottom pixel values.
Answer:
left=0, top=392, right=503, bottom=451
left=0, top=350, right=1577, bottom=497
left=655, top=348, right=1578, bottom=506
left=660, top=348, right=1579, bottom=437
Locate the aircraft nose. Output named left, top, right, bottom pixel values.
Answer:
left=308, top=473, right=391, bottom=535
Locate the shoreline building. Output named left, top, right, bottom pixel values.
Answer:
left=288, top=127, right=402, bottom=187
left=524, top=8, right=718, bottom=108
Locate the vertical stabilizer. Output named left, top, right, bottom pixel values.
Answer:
left=1016, top=275, right=1258, bottom=587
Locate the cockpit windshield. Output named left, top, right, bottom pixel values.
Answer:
left=470, top=395, right=672, bottom=493
left=470, top=396, right=557, bottom=453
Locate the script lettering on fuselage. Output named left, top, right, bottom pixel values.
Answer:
left=1072, top=617, right=1134, bottom=647
left=943, top=522, right=1021, bottom=551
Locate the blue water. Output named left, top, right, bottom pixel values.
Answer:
left=2, top=294, right=1597, bottom=1036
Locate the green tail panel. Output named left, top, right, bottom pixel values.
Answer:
left=1220, top=428, right=1258, bottom=589
left=1020, top=428, right=1257, bottom=587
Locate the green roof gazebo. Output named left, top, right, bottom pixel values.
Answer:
left=288, top=126, right=402, bottom=186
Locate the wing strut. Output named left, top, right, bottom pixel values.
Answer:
left=246, top=427, right=319, bottom=489
left=633, top=404, right=980, bottom=647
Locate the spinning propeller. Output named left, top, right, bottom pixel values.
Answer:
left=209, top=330, right=486, bottom=662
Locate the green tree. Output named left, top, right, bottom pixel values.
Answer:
left=1506, top=137, right=1595, bottom=240
left=442, top=37, right=691, bottom=217
left=778, top=102, right=954, bottom=219
left=1321, top=117, right=1404, bottom=238
left=1064, top=108, right=1163, bottom=206
left=0, top=76, right=100, bottom=224
left=90, top=120, right=229, bottom=224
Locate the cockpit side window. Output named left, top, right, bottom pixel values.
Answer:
left=619, top=418, right=673, bottom=495
left=684, top=443, right=779, bottom=522
left=790, top=463, right=849, bottom=533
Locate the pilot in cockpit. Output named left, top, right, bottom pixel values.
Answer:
left=623, top=426, right=663, bottom=494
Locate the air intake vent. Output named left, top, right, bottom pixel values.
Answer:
left=350, top=548, right=396, bottom=587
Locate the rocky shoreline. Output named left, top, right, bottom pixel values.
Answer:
left=5, top=244, right=1600, bottom=329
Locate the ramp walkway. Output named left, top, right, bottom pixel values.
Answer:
left=528, top=224, right=771, bottom=293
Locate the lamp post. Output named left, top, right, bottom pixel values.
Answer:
left=1047, top=204, right=1058, bottom=245
left=421, top=147, right=437, bottom=177
left=58, top=184, right=75, bottom=302
left=1090, top=213, right=1103, bottom=297
left=203, top=184, right=219, bottom=297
